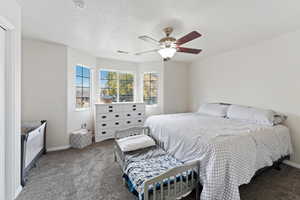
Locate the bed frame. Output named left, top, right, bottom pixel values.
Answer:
left=252, top=155, right=290, bottom=179
left=21, top=120, right=47, bottom=186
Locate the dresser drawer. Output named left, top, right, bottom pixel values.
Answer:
left=123, top=104, right=143, bottom=112
left=98, top=121, right=112, bottom=129
left=112, top=120, right=125, bottom=128
left=112, top=113, right=124, bottom=120
left=132, top=118, right=145, bottom=126
left=96, top=104, right=123, bottom=114
left=124, top=112, right=134, bottom=119
left=124, top=119, right=134, bottom=126
left=97, top=128, right=115, bottom=136
left=134, top=111, right=145, bottom=118
left=97, top=113, right=112, bottom=121
left=95, top=128, right=115, bottom=142
left=131, top=105, right=144, bottom=112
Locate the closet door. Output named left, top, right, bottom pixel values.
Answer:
left=0, top=26, right=6, bottom=200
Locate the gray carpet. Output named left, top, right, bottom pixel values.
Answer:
left=17, top=140, right=300, bottom=200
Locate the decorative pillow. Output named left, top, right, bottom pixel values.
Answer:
left=227, top=105, right=275, bottom=126
left=198, top=103, right=229, bottom=117
left=117, top=134, right=156, bottom=152
left=273, top=114, right=288, bottom=125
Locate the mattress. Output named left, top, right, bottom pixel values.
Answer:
left=145, top=113, right=293, bottom=200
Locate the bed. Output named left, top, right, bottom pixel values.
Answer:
left=145, top=112, right=293, bottom=200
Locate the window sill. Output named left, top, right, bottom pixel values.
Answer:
left=146, top=104, right=158, bottom=108
left=75, top=108, right=90, bottom=112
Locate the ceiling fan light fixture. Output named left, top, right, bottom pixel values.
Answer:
left=158, top=47, right=176, bottom=59
left=73, top=0, right=86, bottom=9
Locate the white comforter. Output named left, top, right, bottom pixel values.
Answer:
left=145, top=113, right=293, bottom=200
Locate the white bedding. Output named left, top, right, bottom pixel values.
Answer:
left=145, top=113, right=293, bottom=200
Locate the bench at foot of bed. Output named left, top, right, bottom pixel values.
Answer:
left=114, top=127, right=200, bottom=200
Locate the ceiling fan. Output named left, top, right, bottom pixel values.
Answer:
left=135, top=27, right=202, bottom=61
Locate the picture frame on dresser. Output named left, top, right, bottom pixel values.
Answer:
left=95, top=103, right=146, bottom=142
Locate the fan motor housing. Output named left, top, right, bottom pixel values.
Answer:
left=159, top=37, right=177, bottom=48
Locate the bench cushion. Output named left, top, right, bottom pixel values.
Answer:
left=117, top=134, right=155, bottom=152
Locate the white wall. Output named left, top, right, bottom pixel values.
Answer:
left=164, top=61, right=189, bottom=114
left=67, top=48, right=97, bottom=135
left=22, top=39, right=68, bottom=150
left=0, top=0, right=22, bottom=199
left=137, top=61, right=164, bottom=116
left=188, top=29, right=300, bottom=164
left=97, top=57, right=139, bottom=72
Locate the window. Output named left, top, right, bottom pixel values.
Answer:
left=119, top=72, right=134, bottom=102
left=100, top=71, right=118, bottom=102
left=76, top=66, right=91, bottom=109
left=143, top=72, right=159, bottom=105
left=99, top=70, right=134, bottom=102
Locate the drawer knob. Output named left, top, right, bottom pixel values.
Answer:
left=115, top=122, right=119, bottom=125
left=133, top=105, right=136, bottom=107
left=109, top=106, right=113, bottom=108
left=115, top=115, right=119, bottom=117
left=109, top=110, right=113, bottom=112
left=102, top=116, right=107, bottom=119
left=138, top=120, right=142, bottom=122
left=127, top=121, right=131, bottom=124
left=102, top=131, right=106, bottom=134
left=127, top=114, right=131, bottom=117
left=133, top=108, right=136, bottom=111
left=102, top=124, right=106, bottom=127
left=138, top=113, right=142, bottom=116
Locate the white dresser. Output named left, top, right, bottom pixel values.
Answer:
left=95, top=103, right=146, bottom=142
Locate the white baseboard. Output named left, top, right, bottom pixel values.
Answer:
left=283, top=160, right=300, bottom=169
left=15, top=185, right=22, bottom=199
left=47, top=145, right=70, bottom=152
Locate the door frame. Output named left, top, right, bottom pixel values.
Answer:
left=0, top=22, right=6, bottom=200
left=0, top=16, right=22, bottom=200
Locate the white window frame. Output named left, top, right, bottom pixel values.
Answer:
left=142, top=71, right=159, bottom=107
left=75, top=64, right=92, bottom=111
left=98, top=69, right=136, bottom=103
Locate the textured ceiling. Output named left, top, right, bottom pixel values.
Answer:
left=19, top=0, right=300, bottom=63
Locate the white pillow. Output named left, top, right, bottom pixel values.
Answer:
left=227, top=105, right=275, bottom=126
left=116, top=134, right=155, bottom=152
left=198, top=103, right=229, bottom=117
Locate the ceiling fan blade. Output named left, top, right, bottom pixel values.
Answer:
left=177, top=47, right=202, bottom=54
left=138, top=35, right=160, bottom=46
left=135, top=49, right=160, bottom=55
left=176, top=31, right=202, bottom=46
